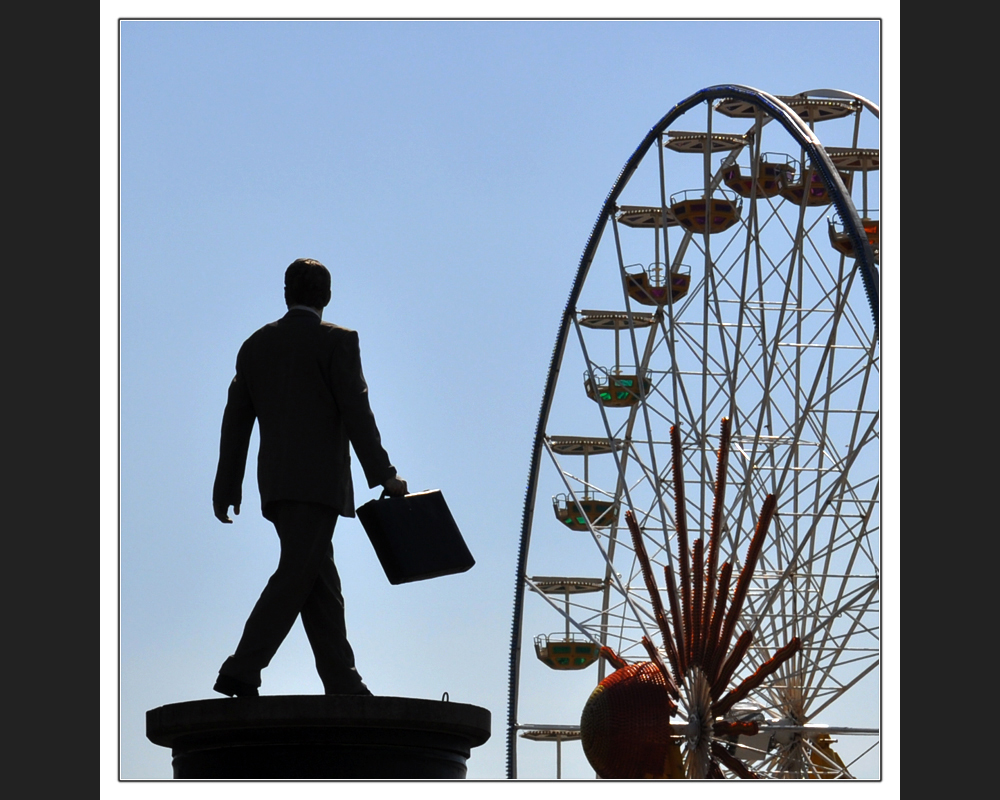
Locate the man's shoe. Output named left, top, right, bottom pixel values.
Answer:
left=213, top=674, right=259, bottom=698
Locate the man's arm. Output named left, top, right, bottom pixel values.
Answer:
left=328, top=329, right=403, bottom=491
left=213, top=356, right=256, bottom=523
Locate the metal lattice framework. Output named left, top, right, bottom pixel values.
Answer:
left=507, top=85, right=880, bottom=779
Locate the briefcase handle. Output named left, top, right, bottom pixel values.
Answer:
left=378, top=489, right=414, bottom=501
left=378, top=489, right=405, bottom=501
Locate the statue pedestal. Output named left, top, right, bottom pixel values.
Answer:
left=146, top=695, right=491, bottom=779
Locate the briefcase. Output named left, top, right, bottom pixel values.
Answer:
left=357, top=489, right=474, bottom=585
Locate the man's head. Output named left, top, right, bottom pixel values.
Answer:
left=284, top=258, right=332, bottom=310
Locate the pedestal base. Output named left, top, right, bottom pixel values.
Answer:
left=146, top=695, right=491, bottom=779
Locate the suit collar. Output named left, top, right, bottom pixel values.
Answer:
left=284, top=306, right=323, bottom=322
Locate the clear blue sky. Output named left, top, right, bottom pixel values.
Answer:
left=104, top=8, right=898, bottom=794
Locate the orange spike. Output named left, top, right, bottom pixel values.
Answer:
left=640, top=636, right=679, bottom=703
left=702, top=418, right=731, bottom=656
left=713, top=719, right=759, bottom=737
left=711, top=741, right=761, bottom=779
left=703, top=561, right=733, bottom=682
left=691, top=537, right=704, bottom=664
left=625, top=511, right=673, bottom=651
left=599, top=646, right=627, bottom=671
left=670, top=426, right=692, bottom=649
left=663, top=565, right=686, bottom=678
left=713, top=638, right=801, bottom=718
left=626, top=511, right=683, bottom=682
left=710, top=629, right=753, bottom=700
left=716, top=494, right=777, bottom=666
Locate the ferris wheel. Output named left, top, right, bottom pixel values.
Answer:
left=507, top=85, right=880, bottom=779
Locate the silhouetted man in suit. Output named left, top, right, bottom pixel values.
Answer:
left=212, top=258, right=407, bottom=698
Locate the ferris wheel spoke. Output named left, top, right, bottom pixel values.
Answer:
left=804, top=658, right=879, bottom=723
left=746, top=535, right=878, bottom=650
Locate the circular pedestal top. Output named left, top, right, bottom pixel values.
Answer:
left=147, top=695, right=491, bottom=779
left=148, top=694, right=491, bottom=748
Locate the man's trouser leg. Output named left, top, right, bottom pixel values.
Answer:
left=218, top=501, right=366, bottom=693
left=300, top=538, right=369, bottom=694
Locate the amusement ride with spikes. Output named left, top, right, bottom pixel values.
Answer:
left=581, top=418, right=801, bottom=779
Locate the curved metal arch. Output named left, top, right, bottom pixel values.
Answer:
left=505, top=84, right=879, bottom=778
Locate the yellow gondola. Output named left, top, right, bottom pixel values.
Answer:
left=529, top=577, right=605, bottom=671
left=779, top=164, right=852, bottom=207
left=533, top=634, right=601, bottom=670
left=584, top=370, right=651, bottom=408
left=670, top=190, right=741, bottom=234
left=828, top=216, right=879, bottom=262
left=552, top=495, right=618, bottom=530
left=722, top=154, right=795, bottom=199
left=624, top=264, right=690, bottom=306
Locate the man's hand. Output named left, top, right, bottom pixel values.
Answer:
left=214, top=501, right=240, bottom=523
left=383, top=476, right=408, bottom=497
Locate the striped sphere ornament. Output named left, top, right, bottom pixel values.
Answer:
left=580, top=662, right=683, bottom=779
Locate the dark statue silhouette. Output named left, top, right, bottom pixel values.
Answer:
left=211, top=258, right=407, bottom=698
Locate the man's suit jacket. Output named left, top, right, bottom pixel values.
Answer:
left=213, top=309, right=396, bottom=519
